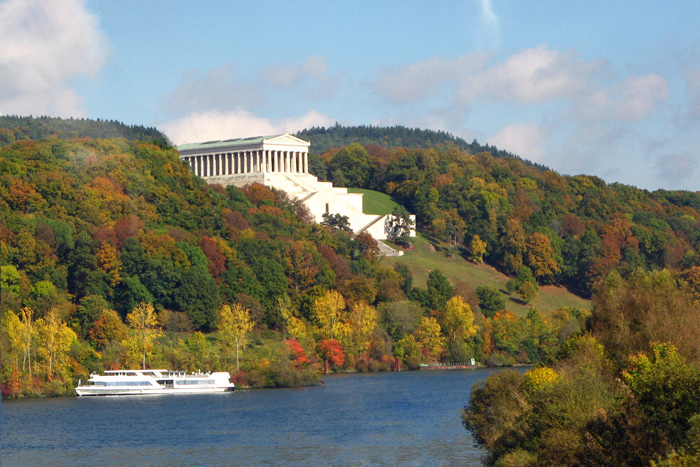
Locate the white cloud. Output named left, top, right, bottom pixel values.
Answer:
left=161, top=109, right=334, bottom=145
left=574, top=74, right=669, bottom=122
left=456, top=46, right=601, bottom=104
left=0, top=0, right=107, bottom=116
left=489, top=123, right=547, bottom=162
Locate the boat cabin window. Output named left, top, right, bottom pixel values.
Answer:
left=175, top=379, right=215, bottom=385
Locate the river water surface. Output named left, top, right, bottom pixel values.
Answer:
left=2, top=368, right=499, bottom=466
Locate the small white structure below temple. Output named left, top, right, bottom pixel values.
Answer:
left=178, top=133, right=416, bottom=247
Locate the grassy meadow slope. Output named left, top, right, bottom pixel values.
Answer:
left=383, top=235, right=591, bottom=317
left=347, top=187, right=399, bottom=215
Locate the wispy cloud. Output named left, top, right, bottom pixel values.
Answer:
left=371, top=53, right=490, bottom=104
left=476, top=0, right=500, bottom=49
left=160, top=64, right=263, bottom=118
left=654, top=153, right=698, bottom=185
left=572, top=74, right=669, bottom=122
left=260, top=56, right=340, bottom=100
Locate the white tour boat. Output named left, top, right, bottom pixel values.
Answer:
left=75, top=369, right=235, bottom=396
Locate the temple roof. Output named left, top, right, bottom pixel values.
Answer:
left=177, top=133, right=309, bottom=153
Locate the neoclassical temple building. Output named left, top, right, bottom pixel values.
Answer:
left=178, top=133, right=415, bottom=248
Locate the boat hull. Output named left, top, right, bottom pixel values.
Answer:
left=75, top=386, right=235, bottom=396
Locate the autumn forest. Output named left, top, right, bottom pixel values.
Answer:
left=2, top=117, right=700, bottom=466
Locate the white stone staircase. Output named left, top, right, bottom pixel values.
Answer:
left=377, top=240, right=404, bottom=257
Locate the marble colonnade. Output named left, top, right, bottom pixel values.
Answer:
left=182, top=149, right=309, bottom=178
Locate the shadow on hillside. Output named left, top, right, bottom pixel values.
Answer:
left=509, top=296, right=530, bottom=306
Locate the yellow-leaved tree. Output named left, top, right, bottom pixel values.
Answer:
left=470, top=235, right=487, bottom=263
left=35, top=308, right=77, bottom=380
left=312, top=290, right=347, bottom=340
left=415, top=316, right=445, bottom=362
left=218, top=303, right=254, bottom=372
left=123, top=302, right=162, bottom=369
left=442, top=296, right=478, bottom=342
left=339, top=302, right=378, bottom=358
left=2, top=310, right=23, bottom=371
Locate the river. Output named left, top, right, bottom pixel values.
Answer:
left=1, top=368, right=499, bottom=466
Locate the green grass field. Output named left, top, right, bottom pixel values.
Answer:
left=348, top=188, right=399, bottom=215
left=382, top=235, right=590, bottom=317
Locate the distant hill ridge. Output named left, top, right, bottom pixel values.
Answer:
left=296, top=124, right=548, bottom=171
left=0, top=115, right=170, bottom=148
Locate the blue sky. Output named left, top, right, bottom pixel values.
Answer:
left=1, top=0, right=699, bottom=191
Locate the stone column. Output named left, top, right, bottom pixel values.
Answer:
left=303, top=152, right=308, bottom=174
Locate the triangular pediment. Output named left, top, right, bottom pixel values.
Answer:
left=263, top=133, right=310, bottom=147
